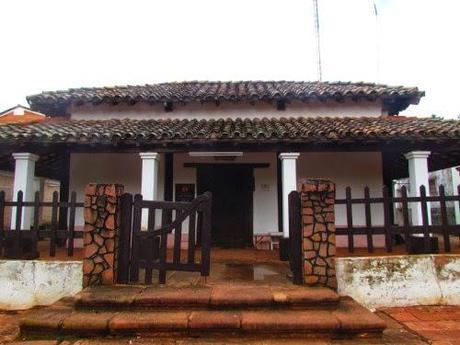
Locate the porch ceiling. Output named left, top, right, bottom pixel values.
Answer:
left=0, top=149, right=459, bottom=182
left=0, top=152, right=67, bottom=180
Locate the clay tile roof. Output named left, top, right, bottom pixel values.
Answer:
left=0, top=116, right=457, bottom=146
left=0, top=113, right=46, bottom=125
left=27, top=81, right=424, bottom=114
left=0, top=105, right=47, bottom=125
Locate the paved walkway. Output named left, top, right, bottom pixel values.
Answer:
left=381, top=305, right=460, bottom=345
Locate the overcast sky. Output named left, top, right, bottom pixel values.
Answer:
left=0, top=0, right=458, bottom=118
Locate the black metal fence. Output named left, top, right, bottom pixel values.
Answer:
left=0, top=190, right=84, bottom=259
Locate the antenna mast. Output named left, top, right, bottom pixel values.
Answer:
left=373, top=0, right=380, bottom=81
left=312, top=0, right=322, bottom=81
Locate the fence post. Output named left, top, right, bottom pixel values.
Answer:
left=420, top=185, right=431, bottom=253
left=438, top=185, right=450, bottom=252
left=401, top=186, right=411, bottom=252
left=117, top=193, right=133, bottom=284
left=83, top=183, right=124, bottom=287
left=67, top=191, right=77, bottom=257
left=363, top=186, right=374, bottom=253
left=288, top=190, right=302, bottom=285
left=200, top=192, right=212, bottom=278
left=457, top=185, right=460, bottom=243
left=14, top=191, right=23, bottom=258
left=383, top=186, right=393, bottom=253
left=50, top=191, right=59, bottom=257
left=32, top=191, right=40, bottom=258
left=130, top=194, right=143, bottom=283
left=345, top=187, right=354, bottom=253
left=0, top=191, right=4, bottom=257
left=298, top=179, right=337, bottom=289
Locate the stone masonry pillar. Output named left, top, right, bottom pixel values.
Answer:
left=299, top=179, right=337, bottom=289
left=83, top=183, right=124, bottom=287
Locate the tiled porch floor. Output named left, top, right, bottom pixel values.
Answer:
left=134, top=260, right=292, bottom=287
left=34, top=239, right=460, bottom=263
left=131, top=249, right=291, bottom=287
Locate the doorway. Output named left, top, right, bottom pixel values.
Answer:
left=197, top=165, right=254, bottom=248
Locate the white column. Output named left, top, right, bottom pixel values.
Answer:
left=11, top=153, right=39, bottom=230
left=279, top=152, right=300, bottom=238
left=139, top=152, right=160, bottom=228
left=404, top=151, right=431, bottom=226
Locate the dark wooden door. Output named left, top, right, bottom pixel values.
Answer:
left=197, top=165, right=253, bottom=248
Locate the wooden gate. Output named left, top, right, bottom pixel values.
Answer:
left=117, top=192, right=212, bottom=284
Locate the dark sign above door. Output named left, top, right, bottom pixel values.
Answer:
left=175, top=184, right=195, bottom=202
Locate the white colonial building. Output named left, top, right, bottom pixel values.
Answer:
left=1, top=81, right=459, bottom=250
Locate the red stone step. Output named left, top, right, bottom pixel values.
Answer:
left=75, top=284, right=340, bottom=310
left=20, top=298, right=385, bottom=338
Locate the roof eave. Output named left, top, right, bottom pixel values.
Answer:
left=28, top=94, right=425, bottom=116
left=383, top=93, right=425, bottom=115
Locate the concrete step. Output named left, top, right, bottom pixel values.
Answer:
left=75, top=284, right=340, bottom=310
left=20, top=298, right=385, bottom=338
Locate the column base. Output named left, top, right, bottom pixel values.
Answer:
left=279, top=238, right=290, bottom=261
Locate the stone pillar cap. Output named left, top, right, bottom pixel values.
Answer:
left=84, top=183, right=124, bottom=197
left=298, top=178, right=335, bottom=192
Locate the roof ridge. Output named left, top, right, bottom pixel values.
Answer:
left=28, top=80, right=419, bottom=95
left=27, top=115, right=457, bottom=125
left=0, top=104, right=31, bottom=116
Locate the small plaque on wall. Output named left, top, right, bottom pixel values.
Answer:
left=175, top=184, right=195, bottom=202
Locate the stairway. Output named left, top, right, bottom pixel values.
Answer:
left=20, top=283, right=386, bottom=340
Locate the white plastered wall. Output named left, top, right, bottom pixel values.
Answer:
left=297, top=152, right=384, bottom=247
left=69, top=153, right=164, bottom=227
left=69, top=152, right=278, bottom=234
left=70, top=99, right=384, bottom=121
left=69, top=151, right=384, bottom=246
